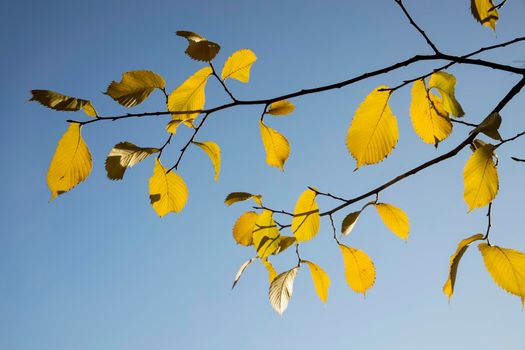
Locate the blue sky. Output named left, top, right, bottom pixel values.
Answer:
left=1, top=0, right=525, bottom=349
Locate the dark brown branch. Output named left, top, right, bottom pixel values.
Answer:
left=451, top=119, right=478, bottom=128
left=394, top=0, right=440, bottom=54
left=210, top=62, right=237, bottom=102
left=511, top=157, right=525, bottom=162
left=483, top=202, right=493, bottom=243
left=496, top=129, right=525, bottom=148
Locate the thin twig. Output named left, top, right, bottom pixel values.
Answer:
left=495, top=129, right=525, bottom=148
left=394, top=0, right=440, bottom=54
left=511, top=157, right=525, bottom=162
left=210, top=62, right=237, bottom=102
left=328, top=214, right=340, bottom=244
left=483, top=202, right=493, bottom=243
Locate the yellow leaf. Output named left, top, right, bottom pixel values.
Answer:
left=166, top=120, right=184, bottom=134
left=30, top=90, right=97, bottom=117
left=148, top=158, right=188, bottom=217
left=463, top=144, right=498, bottom=211
left=221, top=49, right=257, bottom=82
left=274, top=236, right=296, bottom=255
left=193, top=141, right=221, bottom=181
left=472, top=112, right=503, bottom=141
left=303, top=260, right=330, bottom=303
left=105, top=142, right=159, bottom=180
left=346, top=86, right=398, bottom=168
left=341, top=211, right=361, bottom=236
left=232, top=258, right=255, bottom=289
left=261, top=259, right=277, bottom=283
left=167, top=67, right=212, bottom=125
left=374, top=203, right=410, bottom=240
left=471, top=0, right=499, bottom=30
left=339, top=244, right=375, bottom=295
left=428, top=72, right=464, bottom=117
left=260, top=120, right=290, bottom=170
left=479, top=243, right=525, bottom=306
left=410, top=79, right=452, bottom=145
left=47, top=123, right=92, bottom=200
left=105, top=70, right=165, bottom=108
left=269, top=267, right=299, bottom=316
left=442, top=233, right=484, bottom=300
left=176, top=30, right=221, bottom=62
left=267, top=100, right=295, bottom=116
left=291, top=188, right=320, bottom=242
left=252, top=210, right=281, bottom=258
left=232, top=211, right=258, bottom=246
left=224, top=192, right=262, bottom=206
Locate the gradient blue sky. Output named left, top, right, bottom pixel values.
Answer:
left=2, top=0, right=525, bottom=349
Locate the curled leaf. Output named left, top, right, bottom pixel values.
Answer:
left=176, top=30, right=220, bottom=62
left=193, top=141, right=221, bottom=181
left=252, top=210, right=281, bottom=258
left=341, top=211, right=361, bottom=236
left=261, top=259, right=277, bottom=283
left=105, top=70, right=165, bottom=108
left=428, top=72, right=464, bottom=117
left=232, top=258, right=255, bottom=289
left=221, top=49, right=257, bottom=82
left=303, top=260, right=330, bottom=303
left=472, top=112, right=502, bottom=141
left=267, top=100, right=295, bottom=116
left=30, top=90, right=97, bottom=117
left=224, top=192, right=262, bottom=206
left=269, top=267, right=299, bottom=315
left=105, top=142, right=159, bottom=180
left=471, top=0, right=499, bottom=30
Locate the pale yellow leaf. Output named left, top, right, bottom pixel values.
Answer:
left=148, top=158, right=188, bottom=217
left=472, top=112, right=503, bottom=141
left=346, top=86, right=398, bottom=168
left=479, top=243, right=525, bottom=306
left=221, top=49, right=257, bottom=82
left=260, top=120, right=290, bottom=170
left=232, top=211, right=258, bottom=246
left=341, top=211, right=361, bottom=236
left=471, top=0, right=499, bottom=30
left=274, top=236, right=296, bottom=255
left=291, top=188, right=320, bottom=242
left=193, top=141, right=221, bottom=181
left=176, top=30, right=221, bottom=62
left=261, top=259, right=277, bottom=283
left=232, top=258, right=255, bottom=289
left=442, top=233, right=484, bottom=300
left=374, top=203, right=410, bottom=240
left=303, top=260, right=330, bottom=303
left=410, top=79, right=453, bottom=145
left=339, top=244, right=375, bottom=295
left=105, top=142, right=159, bottom=180
left=167, top=67, right=212, bottom=125
left=166, top=119, right=184, bottom=134
left=30, top=90, right=97, bottom=117
left=269, top=267, right=299, bottom=315
left=47, top=123, right=92, bottom=200
left=267, top=100, right=295, bottom=116
left=105, top=70, right=165, bottom=108
left=428, top=72, right=464, bottom=117
left=463, top=144, right=498, bottom=211
left=224, top=192, right=262, bottom=206
left=252, top=210, right=281, bottom=258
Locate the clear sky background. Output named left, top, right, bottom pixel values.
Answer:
left=1, top=0, right=525, bottom=349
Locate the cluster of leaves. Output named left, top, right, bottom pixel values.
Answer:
left=29, top=0, right=525, bottom=316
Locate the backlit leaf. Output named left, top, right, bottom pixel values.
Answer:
left=193, top=141, right=221, bottom=181
left=303, top=260, right=330, bottom=303
left=471, top=0, right=499, bottom=30
left=105, top=142, right=159, bottom=180
left=346, top=86, right=398, bottom=168
left=479, top=243, right=525, bottom=306
left=47, top=123, right=92, bottom=200
left=341, top=211, right=361, bottom=236
left=463, top=144, right=498, bottom=211
left=339, top=244, right=375, bottom=295
left=167, top=67, right=212, bottom=125
left=428, top=72, right=464, bottom=117
left=105, top=70, right=165, bottom=108
left=374, top=203, right=410, bottom=240
left=148, top=158, right=188, bottom=217
left=472, top=112, right=502, bottom=141
left=252, top=210, right=281, bottom=258
left=224, top=192, right=262, bottom=206
left=221, top=49, right=257, bottom=82
left=410, top=79, right=452, bottom=145
left=442, top=233, right=484, bottom=300
left=267, top=100, right=295, bottom=116
left=260, top=120, right=290, bottom=170
left=291, top=188, right=320, bottom=242
left=274, top=236, right=296, bottom=255
left=261, top=259, right=277, bottom=283
left=30, top=90, right=97, bottom=117
left=269, top=267, right=299, bottom=315
left=232, top=258, right=255, bottom=289
left=232, top=211, right=258, bottom=246
left=176, top=30, right=221, bottom=62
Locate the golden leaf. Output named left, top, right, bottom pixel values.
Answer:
left=30, top=90, right=97, bottom=117
left=232, top=258, right=255, bottom=289
left=148, top=158, right=188, bottom=217
left=471, top=0, right=499, bottom=30
left=267, top=100, right=295, bottom=116
left=105, top=142, right=159, bottom=180
left=346, top=86, right=398, bottom=168
left=269, top=267, right=299, bottom=316
left=105, top=70, right=165, bottom=108
left=303, top=260, right=330, bottom=303
left=47, top=123, right=92, bottom=200
left=339, top=244, right=375, bottom=295
left=442, top=233, right=484, bottom=300
left=260, top=120, right=290, bottom=170
left=463, top=144, right=498, bottom=211
left=374, top=203, right=410, bottom=240
left=224, top=192, right=262, bottom=206
left=232, top=211, right=258, bottom=246
left=221, top=49, right=257, bottom=82
left=261, top=259, right=277, bottom=283
left=193, top=141, right=221, bottom=181
left=428, top=72, right=464, bottom=117
left=291, top=188, right=320, bottom=242
left=176, top=30, right=221, bottom=62
left=252, top=210, right=281, bottom=258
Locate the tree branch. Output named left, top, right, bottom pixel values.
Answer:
left=394, top=0, right=440, bottom=54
